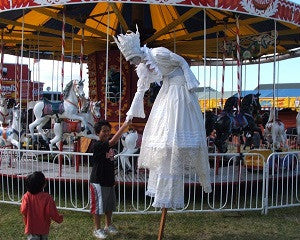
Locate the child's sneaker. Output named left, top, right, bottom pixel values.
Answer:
left=105, top=225, right=118, bottom=235
left=93, top=229, right=107, bottom=239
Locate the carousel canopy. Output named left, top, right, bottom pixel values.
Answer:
left=0, top=0, right=299, bottom=63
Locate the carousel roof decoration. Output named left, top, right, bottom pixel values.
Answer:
left=0, top=0, right=298, bottom=63
left=219, top=30, right=278, bottom=60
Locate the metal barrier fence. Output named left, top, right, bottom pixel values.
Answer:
left=226, top=134, right=299, bottom=152
left=264, top=151, right=300, bottom=214
left=0, top=149, right=299, bottom=214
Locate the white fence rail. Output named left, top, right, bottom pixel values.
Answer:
left=0, top=149, right=299, bottom=214
left=226, top=134, right=300, bottom=152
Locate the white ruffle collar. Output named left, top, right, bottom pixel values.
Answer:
left=140, top=46, right=162, bottom=84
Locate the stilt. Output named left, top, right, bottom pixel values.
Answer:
left=158, top=208, right=168, bottom=240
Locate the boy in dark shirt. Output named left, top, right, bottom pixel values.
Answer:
left=90, top=119, right=130, bottom=239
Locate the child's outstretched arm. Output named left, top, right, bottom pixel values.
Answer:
left=109, top=120, right=131, bottom=147
left=48, top=197, right=64, bottom=224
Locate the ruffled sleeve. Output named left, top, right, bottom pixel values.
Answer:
left=126, top=63, right=158, bottom=121
left=151, top=47, right=200, bottom=91
left=169, top=52, right=200, bottom=91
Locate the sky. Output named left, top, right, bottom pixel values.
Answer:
left=3, top=52, right=299, bottom=96
left=2, top=0, right=300, bottom=96
left=191, top=56, right=300, bottom=93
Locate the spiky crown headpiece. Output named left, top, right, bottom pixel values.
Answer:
left=113, top=26, right=143, bottom=61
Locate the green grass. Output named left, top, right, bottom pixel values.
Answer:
left=1, top=203, right=300, bottom=240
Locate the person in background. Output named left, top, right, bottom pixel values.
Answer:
left=90, top=119, right=130, bottom=239
left=20, top=171, right=63, bottom=240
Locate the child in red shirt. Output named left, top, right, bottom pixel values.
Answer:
left=21, top=171, right=63, bottom=240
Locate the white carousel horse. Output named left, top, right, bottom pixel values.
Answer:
left=0, top=104, right=25, bottom=148
left=297, top=111, right=300, bottom=144
left=0, top=94, right=12, bottom=127
left=49, top=99, right=101, bottom=151
left=119, top=129, right=139, bottom=173
left=29, top=79, right=87, bottom=143
left=264, top=107, right=288, bottom=150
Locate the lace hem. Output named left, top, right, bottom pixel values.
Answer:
left=146, top=188, right=184, bottom=209
left=139, top=147, right=212, bottom=194
left=152, top=201, right=184, bottom=209
left=145, top=190, right=155, bottom=198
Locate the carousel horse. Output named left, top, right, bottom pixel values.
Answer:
left=212, top=95, right=239, bottom=152
left=0, top=94, right=12, bottom=127
left=0, top=104, right=25, bottom=149
left=238, top=93, right=264, bottom=146
left=205, top=95, right=239, bottom=137
left=29, top=79, right=87, bottom=144
left=214, top=93, right=262, bottom=153
left=49, top=99, right=101, bottom=151
left=297, top=111, right=300, bottom=144
left=119, top=129, right=139, bottom=173
left=264, top=107, right=288, bottom=150
left=205, top=110, right=217, bottom=137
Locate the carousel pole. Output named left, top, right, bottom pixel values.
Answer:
left=104, top=6, right=110, bottom=120
left=75, top=27, right=85, bottom=173
left=0, top=29, right=3, bottom=168
left=203, top=8, right=207, bottom=129
left=209, top=61, right=211, bottom=110
left=257, top=58, right=260, bottom=95
left=215, top=31, right=221, bottom=175
left=231, top=52, right=234, bottom=96
left=80, top=28, right=84, bottom=83
left=26, top=46, right=31, bottom=150
left=17, top=10, right=25, bottom=196
left=215, top=32, right=219, bottom=115
left=221, top=24, right=227, bottom=110
left=15, top=55, right=19, bottom=102
left=234, top=14, right=243, bottom=208
left=272, top=20, right=277, bottom=151
left=257, top=57, right=262, bottom=146
left=59, top=6, right=66, bottom=177
left=51, top=53, right=55, bottom=101
left=0, top=29, right=3, bottom=93
left=61, top=6, right=65, bottom=97
left=235, top=14, right=242, bottom=155
left=70, top=26, right=74, bottom=83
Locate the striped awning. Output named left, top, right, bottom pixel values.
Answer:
left=0, top=0, right=299, bottom=63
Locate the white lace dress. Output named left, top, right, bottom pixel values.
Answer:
left=126, top=47, right=211, bottom=209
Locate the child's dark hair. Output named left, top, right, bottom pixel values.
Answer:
left=25, top=171, right=46, bottom=194
left=94, top=119, right=111, bottom=134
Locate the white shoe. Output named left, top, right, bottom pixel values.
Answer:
left=93, top=229, right=107, bottom=239
left=104, top=225, right=118, bottom=235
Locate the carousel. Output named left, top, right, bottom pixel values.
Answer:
left=0, top=0, right=300, bottom=238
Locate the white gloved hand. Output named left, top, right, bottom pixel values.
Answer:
left=126, top=115, right=133, bottom=122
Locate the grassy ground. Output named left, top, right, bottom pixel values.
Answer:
left=0, top=203, right=299, bottom=240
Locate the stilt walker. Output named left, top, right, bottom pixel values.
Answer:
left=114, top=26, right=212, bottom=239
